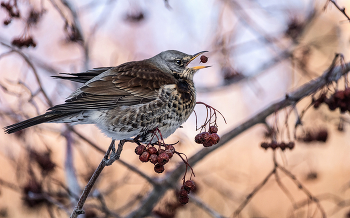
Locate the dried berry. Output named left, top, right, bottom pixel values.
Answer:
left=165, top=144, right=175, bottom=153
left=344, top=88, right=350, bottom=97
left=202, top=141, right=213, bottom=147
left=147, top=146, right=157, bottom=155
left=3, top=18, right=11, bottom=25
left=303, top=132, right=314, bottom=142
left=270, top=140, right=278, bottom=150
left=179, top=188, right=189, bottom=197
left=202, top=132, right=211, bottom=143
left=195, top=133, right=203, bottom=144
left=313, top=100, right=321, bottom=109
left=154, top=163, right=164, bottom=173
left=139, top=151, right=150, bottom=162
left=209, top=133, right=220, bottom=145
left=334, top=90, right=345, bottom=100
left=261, top=142, right=269, bottom=150
left=287, top=142, right=295, bottom=149
left=135, top=145, right=145, bottom=155
left=316, top=129, right=328, bottom=142
left=158, top=152, right=170, bottom=165
left=165, top=149, right=173, bottom=158
left=200, top=55, right=208, bottom=63
left=179, top=195, right=189, bottom=204
left=157, top=148, right=165, bottom=155
left=184, top=180, right=196, bottom=192
left=279, top=142, right=286, bottom=151
left=209, top=126, right=218, bottom=134
left=149, top=154, right=158, bottom=164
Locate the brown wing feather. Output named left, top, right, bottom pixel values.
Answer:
left=48, top=61, right=176, bottom=112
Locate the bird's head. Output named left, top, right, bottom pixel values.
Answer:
left=149, top=50, right=210, bottom=80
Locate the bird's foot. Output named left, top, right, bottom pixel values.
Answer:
left=103, top=140, right=125, bottom=166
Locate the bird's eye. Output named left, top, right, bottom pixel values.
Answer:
left=175, top=59, right=183, bottom=66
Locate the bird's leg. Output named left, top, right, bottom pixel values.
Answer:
left=103, top=139, right=125, bottom=166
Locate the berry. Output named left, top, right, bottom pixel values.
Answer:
left=344, top=88, right=350, bottom=97
left=3, top=18, right=11, bottom=25
left=135, top=145, right=146, bottom=155
left=261, top=142, right=269, bottom=150
left=195, top=133, right=203, bottom=144
left=202, top=132, right=211, bottom=143
left=179, top=188, right=189, bottom=197
left=184, top=180, right=196, bottom=192
left=157, top=148, right=165, bottom=155
left=303, top=131, right=314, bottom=142
left=154, top=164, right=164, bottom=173
left=270, top=140, right=278, bottom=150
left=279, top=142, right=286, bottom=151
left=147, top=146, right=157, bottom=154
left=149, top=154, right=158, bottom=164
left=200, top=55, right=208, bottom=63
left=165, top=149, right=173, bottom=158
left=158, top=152, right=169, bottom=165
left=209, top=133, right=220, bottom=145
left=313, top=101, right=321, bottom=109
left=287, top=142, right=295, bottom=149
left=209, top=126, right=218, bottom=134
left=316, top=129, right=328, bottom=142
left=179, top=195, right=189, bottom=204
left=334, top=90, right=345, bottom=100
left=165, top=144, right=175, bottom=153
left=203, top=141, right=213, bottom=147
left=139, top=151, right=150, bottom=162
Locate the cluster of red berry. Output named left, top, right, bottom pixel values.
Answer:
left=12, top=36, right=37, bottom=48
left=178, top=180, right=196, bottom=204
left=135, top=144, right=175, bottom=173
left=195, top=126, right=220, bottom=147
left=1, top=1, right=20, bottom=25
left=299, top=129, right=328, bottom=143
left=261, top=141, right=295, bottom=150
left=313, top=88, right=350, bottom=113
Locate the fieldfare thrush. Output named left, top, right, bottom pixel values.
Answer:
left=4, top=50, right=209, bottom=143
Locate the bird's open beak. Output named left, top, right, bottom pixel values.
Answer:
left=186, top=51, right=210, bottom=70
left=190, top=51, right=208, bottom=62
left=190, top=65, right=210, bottom=70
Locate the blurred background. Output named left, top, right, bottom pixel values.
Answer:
left=0, top=0, right=350, bottom=217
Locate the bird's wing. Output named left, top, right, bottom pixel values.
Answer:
left=48, top=61, right=176, bottom=112
left=52, top=67, right=111, bottom=83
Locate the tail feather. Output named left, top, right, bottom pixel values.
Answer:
left=4, top=112, right=74, bottom=134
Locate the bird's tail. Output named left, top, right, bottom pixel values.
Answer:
left=4, top=112, right=73, bottom=134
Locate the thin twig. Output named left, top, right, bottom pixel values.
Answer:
left=233, top=167, right=275, bottom=217
left=70, top=139, right=122, bottom=218
left=0, top=42, right=53, bottom=107
left=277, top=164, right=326, bottom=218
left=325, top=0, right=350, bottom=22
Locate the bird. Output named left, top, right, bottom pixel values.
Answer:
left=4, top=50, right=209, bottom=143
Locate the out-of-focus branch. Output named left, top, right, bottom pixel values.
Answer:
left=189, top=194, right=226, bottom=218
left=64, top=130, right=81, bottom=206
left=0, top=42, right=53, bottom=107
left=48, top=0, right=89, bottom=70
left=197, top=50, right=291, bottom=93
